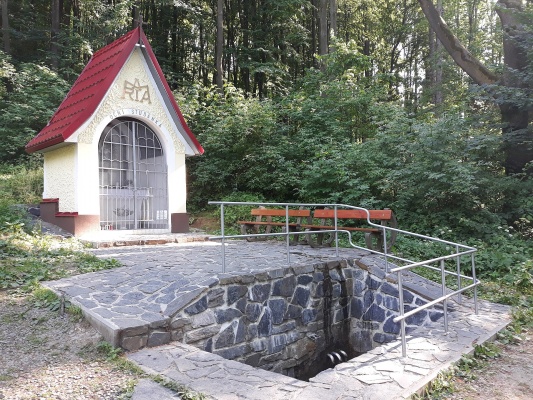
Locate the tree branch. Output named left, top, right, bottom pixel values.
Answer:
left=418, top=0, right=500, bottom=85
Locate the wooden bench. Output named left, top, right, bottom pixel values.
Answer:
left=238, top=207, right=311, bottom=243
left=302, top=209, right=398, bottom=251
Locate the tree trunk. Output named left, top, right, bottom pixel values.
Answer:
left=433, top=0, right=443, bottom=108
left=419, top=0, right=532, bottom=175
left=1, top=0, right=10, bottom=54
left=329, top=0, right=337, bottom=38
left=132, top=6, right=139, bottom=29
left=51, top=0, right=62, bottom=70
left=215, top=0, right=224, bottom=91
left=418, top=0, right=498, bottom=85
left=500, top=104, right=531, bottom=175
left=239, top=0, right=250, bottom=94
left=318, top=0, right=328, bottom=56
left=311, top=0, right=317, bottom=61
left=495, top=0, right=531, bottom=175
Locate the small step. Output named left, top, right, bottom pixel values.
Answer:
left=79, top=231, right=210, bottom=248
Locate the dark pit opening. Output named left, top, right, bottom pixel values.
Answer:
left=287, top=269, right=364, bottom=381
left=287, top=341, right=363, bottom=381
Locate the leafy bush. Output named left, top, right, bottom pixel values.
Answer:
left=0, top=165, right=43, bottom=204
left=211, top=192, right=266, bottom=232
left=0, top=165, right=43, bottom=234
left=0, top=51, right=69, bottom=163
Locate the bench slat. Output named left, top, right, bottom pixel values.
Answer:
left=250, top=208, right=311, bottom=217
left=238, top=221, right=301, bottom=227
left=239, top=221, right=381, bottom=233
left=313, top=209, right=392, bottom=220
left=300, top=224, right=380, bottom=233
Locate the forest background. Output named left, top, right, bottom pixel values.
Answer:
left=0, top=0, right=532, bottom=313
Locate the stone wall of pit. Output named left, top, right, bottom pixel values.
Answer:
left=121, top=259, right=442, bottom=376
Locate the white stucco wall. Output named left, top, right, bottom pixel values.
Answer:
left=43, top=145, right=77, bottom=212
left=168, top=151, right=187, bottom=214
left=76, top=142, right=100, bottom=215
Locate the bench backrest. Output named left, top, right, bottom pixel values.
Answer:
left=250, top=208, right=311, bottom=218
left=313, top=209, right=392, bottom=220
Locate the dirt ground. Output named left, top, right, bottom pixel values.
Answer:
left=0, top=291, right=138, bottom=400
left=445, top=332, right=533, bottom=400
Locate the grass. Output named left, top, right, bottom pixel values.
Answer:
left=152, top=375, right=207, bottom=400
left=411, top=341, right=504, bottom=400
left=0, top=226, right=121, bottom=292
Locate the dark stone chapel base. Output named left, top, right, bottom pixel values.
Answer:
left=40, top=198, right=100, bottom=237
left=171, top=213, right=190, bottom=233
left=39, top=198, right=190, bottom=236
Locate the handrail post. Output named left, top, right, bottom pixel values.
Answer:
left=441, top=259, right=448, bottom=332
left=383, top=225, right=389, bottom=273
left=286, top=205, right=291, bottom=264
left=472, top=253, right=478, bottom=314
left=221, top=203, right=226, bottom=273
left=456, top=244, right=462, bottom=304
left=398, top=270, right=406, bottom=357
left=334, top=204, right=339, bottom=258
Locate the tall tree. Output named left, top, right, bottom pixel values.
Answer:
left=330, top=0, right=337, bottom=38
left=319, top=0, right=328, bottom=56
left=1, top=0, right=9, bottom=54
left=51, top=0, right=61, bottom=70
left=428, top=0, right=443, bottom=108
left=215, top=0, right=224, bottom=90
left=418, top=0, right=532, bottom=175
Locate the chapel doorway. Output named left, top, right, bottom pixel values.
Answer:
left=98, top=118, right=169, bottom=231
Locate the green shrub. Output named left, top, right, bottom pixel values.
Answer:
left=211, top=192, right=266, bottom=233
left=0, top=165, right=43, bottom=203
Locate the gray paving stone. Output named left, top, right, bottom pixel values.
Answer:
left=111, top=305, right=145, bottom=315
left=404, top=364, right=431, bottom=375
left=164, top=287, right=208, bottom=317
left=130, top=379, right=179, bottom=400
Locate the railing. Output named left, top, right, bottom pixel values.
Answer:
left=209, top=201, right=480, bottom=357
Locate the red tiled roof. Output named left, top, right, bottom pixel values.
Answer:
left=26, top=27, right=203, bottom=155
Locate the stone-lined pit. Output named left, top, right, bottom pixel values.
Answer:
left=125, top=258, right=444, bottom=381
left=43, top=240, right=511, bottom=398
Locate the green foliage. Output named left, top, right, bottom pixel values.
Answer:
left=188, top=49, right=394, bottom=208
left=0, top=51, right=70, bottom=163
left=455, top=343, right=501, bottom=381
left=152, top=376, right=206, bottom=400
left=96, top=341, right=124, bottom=361
left=0, top=228, right=120, bottom=291
left=470, top=236, right=533, bottom=281
left=511, top=307, right=533, bottom=329
left=216, top=192, right=266, bottom=230
left=411, top=370, right=455, bottom=400
left=0, top=165, right=44, bottom=205
left=31, top=287, right=65, bottom=311
left=188, top=85, right=299, bottom=207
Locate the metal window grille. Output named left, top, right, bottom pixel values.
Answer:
left=98, top=119, right=169, bottom=232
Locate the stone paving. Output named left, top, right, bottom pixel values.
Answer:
left=44, top=236, right=511, bottom=400
left=46, top=239, right=373, bottom=347
left=129, top=297, right=509, bottom=400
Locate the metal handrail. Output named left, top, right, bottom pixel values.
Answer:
left=208, top=201, right=479, bottom=357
